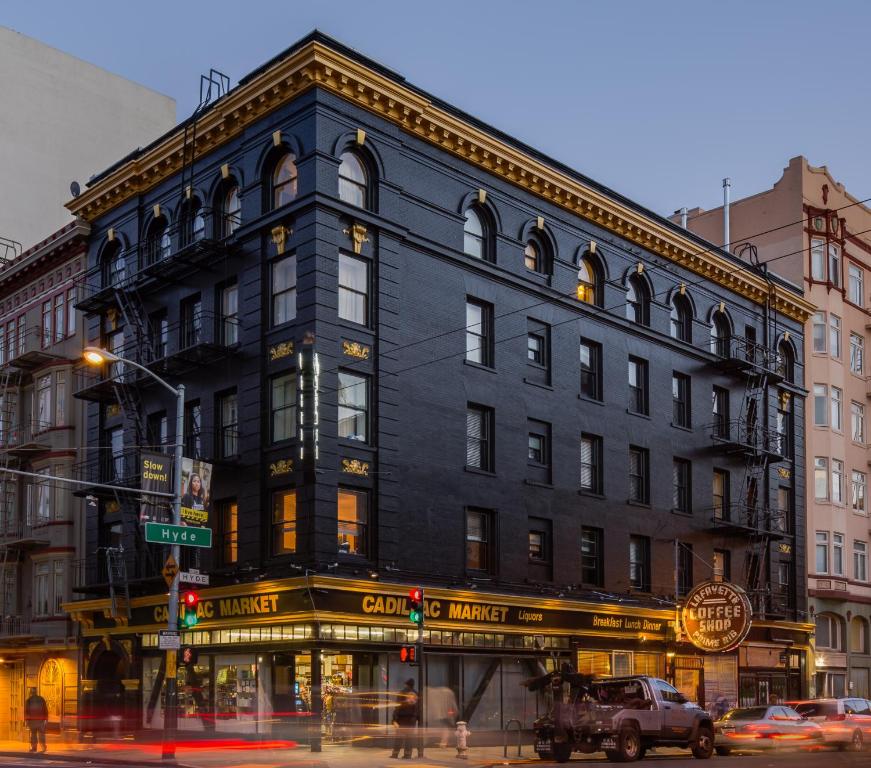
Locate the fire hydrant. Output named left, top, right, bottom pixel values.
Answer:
left=455, top=720, right=470, bottom=759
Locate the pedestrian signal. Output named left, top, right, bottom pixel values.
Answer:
left=399, top=645, right=417, bottom=664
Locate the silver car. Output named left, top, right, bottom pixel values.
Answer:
left=787, top=698, right=871, bottom=751
left=714, top=705, right=823, bottom=755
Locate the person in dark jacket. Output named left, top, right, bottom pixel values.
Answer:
left=389, top=678, right=419, bottom=759
left=24, top=688, right=48, bottom=753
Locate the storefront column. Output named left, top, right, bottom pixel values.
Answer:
left=310, top=648, right=322, bottom=752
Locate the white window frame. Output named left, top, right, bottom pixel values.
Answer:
left=849, top=263, right=865, bottom=306
left=854, top=541, right=868, bottom=583
left=815, top=531, right=829, bottom=573
left=815, top=457, right=829, bottom=500
left=851, top=332, right=865, bottom=375
left=830, top=314, right=842, bottom=358
left=814, top=384, right=828, bottom=426
left=852, top=401, right=866, bottom=444
left=833, top=532, right=845, bottom=575
left=829, top=243, right=842, bottom=288
left=812, top=311, right=826, bottom=353
left=811, top=238, right=826, bottom=281
left=852, top=470, right=867, bottom=515
left=832, top=387, right=843, bottom=431
left=833, top=460, right=845, bottom=505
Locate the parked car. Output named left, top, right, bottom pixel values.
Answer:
left=713, top=705, right=823, bottom=755
left=533, top=676, right=714, bottom=762
left=786, top=697, right=871, bottom=751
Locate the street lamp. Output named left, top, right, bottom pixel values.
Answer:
left=84, top=346, right=185, bottom=760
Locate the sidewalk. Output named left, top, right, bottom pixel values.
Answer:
left=0, top=737, right=695, bottom=767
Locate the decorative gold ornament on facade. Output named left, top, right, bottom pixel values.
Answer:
left=636, top=262, right=644, bottom=274
left=477, top=189, right=487, bottom=205
left=341, top=458, right=370, bottom=477
left=272, top=130, right=282, bottom=147
left=269, top=459, right=294, bottom=476
left=107, top=228, right=115, bottom=242
left=107, top=404, right=122, bottom=419
left=536, top=216, right=544, bottom=230
left=153, top=204, right=161, bottom=219
left=679, top=283, right=686, bottom=295
left=778, top=543, right=792, bottom=555
left=779, top=391, right=791, bottom=408
left=269, top=341, right=295, bottom=361
left=777, top=467, right=791, bottom=480
left=343, top=222, right=369, bottom=255
left=342, top=340, right=370, bottom=359
left=272, top=225, right=291, bottom=255
left=588, top=241, right=596, bottom=254
left=221, top=163, right=230, bottom=179
left=356, top=128, right=366, bottom=145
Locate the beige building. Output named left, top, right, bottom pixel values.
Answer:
left=678, top=156, right=871, bottom=698
left=0, top=26, right=175, bottom=250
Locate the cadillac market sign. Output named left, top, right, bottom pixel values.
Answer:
left=681, top=581, right=752, bottom=652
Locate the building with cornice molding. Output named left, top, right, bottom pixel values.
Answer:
left=679, top=156, right=871, bottom=700
left=64, top=33, right=813, bottom=742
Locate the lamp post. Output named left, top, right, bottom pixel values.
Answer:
left=84, top=346, right=185, bottom=760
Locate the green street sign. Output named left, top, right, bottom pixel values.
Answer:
left=145, top=522, right=212, bottom=548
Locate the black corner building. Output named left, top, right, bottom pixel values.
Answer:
left=66, top=32, right=815, bottom=738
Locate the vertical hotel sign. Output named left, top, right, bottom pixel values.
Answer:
left=140, top=452, right=171, bottom=522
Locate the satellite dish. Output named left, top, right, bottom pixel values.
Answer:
left=70, top=181, right=81, bottom=198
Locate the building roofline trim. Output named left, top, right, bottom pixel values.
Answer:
left=64, top=39, right=814, bottom=322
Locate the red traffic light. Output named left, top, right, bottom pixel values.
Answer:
left=399, top=645, right=417, bottom=664
left=183, top=591, right=199, bottom=608
left=409, top=587, right=422, bottom=603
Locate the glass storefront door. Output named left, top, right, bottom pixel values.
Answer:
left=214, top=655, right=257, bottom=732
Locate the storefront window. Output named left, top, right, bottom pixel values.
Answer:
left=215, top=656, right=257, bottom=728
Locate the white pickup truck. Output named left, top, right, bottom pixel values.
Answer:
left=533, top=676, right=715, bottom=763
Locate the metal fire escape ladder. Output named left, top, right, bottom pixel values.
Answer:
left=0, top=366, right=18, bottom=618
left=105, top=546, right=131, bottom=620
left=179, top=69, right=229, bottom=207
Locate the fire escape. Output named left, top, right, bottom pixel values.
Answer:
left=709, top=253, right=795, bottom=619
left=71, top=70, right=234, bottom=608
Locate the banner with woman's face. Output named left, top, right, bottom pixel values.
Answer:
left=180, top=457, right=212, bottom=526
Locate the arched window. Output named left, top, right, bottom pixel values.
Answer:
left=223, top=183, right=241, bottom=237
left=710, top=312, right=730, bottom=357
left=524, top=233, right=551, bottom=276
left=670, top=295, right=691, bottom=342
left=576, top=255, right=601, bottom=306
left=816, top=613, right=843, bottom=651
left=102, top=241, right=124, bottom=288
left=776, top=340, right=794, bottom=383
left=272, top=153, right=298, bottom=209
left=180, top=199, right=205, bottom=247
left=338, top=151, right=369, bottom=209
left=463, top=207, right=492, bottom=261
left=625, top=275, right=649, bottom=326
left=145, top=216, right=171, bottom=266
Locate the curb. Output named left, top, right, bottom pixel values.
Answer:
left=0, top=750, right=199, bottom=768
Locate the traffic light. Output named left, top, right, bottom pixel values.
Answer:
left=181, top=590, right=199, bottom=628
left=180, top=645, right=198, bottom=666
left=399, top=645, right=417, bottom=664
left=408, top=587, right=424, bottom=627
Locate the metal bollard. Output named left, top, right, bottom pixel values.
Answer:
left=503, top=719, right=523, bottom=758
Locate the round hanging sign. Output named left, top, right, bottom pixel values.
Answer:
left=681, top=581, right=752, bottom=653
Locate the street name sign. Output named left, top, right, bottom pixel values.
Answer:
left=179, top=570, right=210, bottom=586
left=158, top=630, right=180, bottom=650
left=145, top=522, right=212, bottom=548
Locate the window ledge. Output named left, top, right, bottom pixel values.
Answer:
left=578, top=490, right=605, bottom=499
left=524, top=479, right=553, bottom=489
left=338, top=438, right=373, bottom=450
left=463, top=359, right=497, bottom=374
left=626, top=409, right=651, bottom=420
left=523, top=377, right=553, bottom=391
left=465, top=466, right=497, bottom=478
left=671, top=508, right=693, bottom=517
left=670, top=423, right=692, bottom=433
left=627, top=500, right=651, bottom=509
left=578, top=394, right=604, bottom=406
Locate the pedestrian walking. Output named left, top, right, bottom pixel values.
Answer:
left=390, top=678, right=419, bottom=759
left=24, top=687, right=48, bottom=753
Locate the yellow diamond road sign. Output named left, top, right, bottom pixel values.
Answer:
left=162, top=554, right=178, bottom=587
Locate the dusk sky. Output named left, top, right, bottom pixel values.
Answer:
left=5, top=0, right=870, bottom=228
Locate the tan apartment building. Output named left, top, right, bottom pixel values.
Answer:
left=0, top=223, right=90, bottom=739
left=677, top=156, right=871, bottom=698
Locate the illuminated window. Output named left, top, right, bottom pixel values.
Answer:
left=272, top=153, right=298, bottom=209
left=272, top=489, right=297, bottom=555
left=223, top=184, right=241, bottom=236
left=577, top=255, right=599, bottom=305
left=338, top=488, right=368, bottom=556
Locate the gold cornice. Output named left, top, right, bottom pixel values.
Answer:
left=64, top=41, right=814, bottom=322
